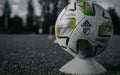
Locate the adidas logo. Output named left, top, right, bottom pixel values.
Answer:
left=81, top=20, right=92, bottom=35
left=81, top=20, right=92, bottom=27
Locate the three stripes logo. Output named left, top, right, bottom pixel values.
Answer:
left=81, top=20, right=92, bottom=35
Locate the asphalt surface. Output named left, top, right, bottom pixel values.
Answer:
left=0, top=35, right=120, bottom=74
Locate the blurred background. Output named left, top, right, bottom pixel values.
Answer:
left=0, top=0, right=120, bottom=34
left=0, top=0, right=120, bottom=74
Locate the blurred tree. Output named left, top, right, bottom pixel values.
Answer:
left=0, top=16, right=4, bottom=33
left=41, top=0, right=69, bottom=34
left=8, top=15, right=23, bottom=34
left=42, top=2, right=51, bottom=34
left=33, top=17, right=40, bottom=34
left=50, top=0, right=60, bottom=26
left=2, top=0, right=12, bottom=33
left=108, top=8, right=120, bottom=34
left=26, top=0, right=36, bottom=33
left=57, top=0, right=69, bottom=14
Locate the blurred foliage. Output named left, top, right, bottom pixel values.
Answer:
left=8, top=15, right=23, bottom=33
left=0, top=0, right=69, bottom=34
left=25, top=0, right=39, bottom=34
left=39, top=0, right=69, bottom=34
left=1, top=0, right=11, bottom=33
left=0, top=0, right=120, bottom=34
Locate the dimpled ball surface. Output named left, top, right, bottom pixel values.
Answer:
left=55, top=1, right=113, bottom=58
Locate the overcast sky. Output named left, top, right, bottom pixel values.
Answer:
left=0, top=0, right=120, bottom=17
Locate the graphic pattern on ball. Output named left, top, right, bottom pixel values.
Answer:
left=55, top=0, right=113, bottom=58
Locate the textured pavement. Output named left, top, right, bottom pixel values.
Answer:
left=0, top=35, right=120, bottom=74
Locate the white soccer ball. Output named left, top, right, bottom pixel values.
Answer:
left=55, top=0, right=113, bottom=58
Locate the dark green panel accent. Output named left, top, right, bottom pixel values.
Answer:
left=98, top=24, right=105, bottom=36
left=77, top=0, right=85, bottom=2
left=77, top=39, right=95, bottom=58
left=78, top=1, right=95, bottom=16
left=83, top=9, right=95, bottom=16
left=79, top=39, right=90, bottom=48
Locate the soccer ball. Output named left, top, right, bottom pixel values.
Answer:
left=55, top=0, right=113, bottom=58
